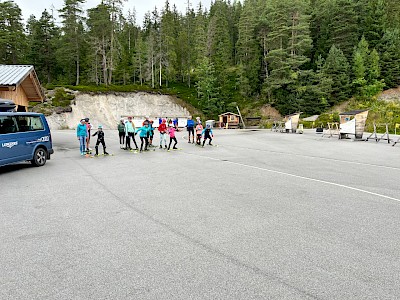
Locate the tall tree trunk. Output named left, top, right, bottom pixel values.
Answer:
left=102, top=37, right=107, bottom=85
left=108, top=3, right=115, bottom=85
left=76, top=52, right=80, bottom=86
left=159, top=57, right=162, bottom=87
left=151, top=55, right=154, bottom=88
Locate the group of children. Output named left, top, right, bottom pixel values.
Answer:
left=76, top=117, right=109, bottom=156
left=186, top=116, right=214, bottom=147
left=77, top=116, right=214, bottom=156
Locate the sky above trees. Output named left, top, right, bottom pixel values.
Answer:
left=14, top=0, right=212, bottom=26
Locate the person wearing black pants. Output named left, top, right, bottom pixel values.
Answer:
left=126, top=132, right=138, bottom=150
left=136, top=124, right=150, bottom=152
left=125, top=117, right=138, bottom=150
left=140, top=136, right=149, bottom=151
left=92, top=125, right=109, bottom=155
left=202, top=124, right=214, bottom=147
left=118, top=119, right=125, bottom=148
left=167, top=124, right=178, bottom=150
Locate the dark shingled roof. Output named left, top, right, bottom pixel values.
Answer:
left=339, top=110, right=368, bottom=116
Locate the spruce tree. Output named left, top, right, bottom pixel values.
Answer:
left=0, top=0, right=26, bottom=64
left=196, top=57, right=221, bottom=117
left=360, top=0, right=387, bottom=49
left=379, top=29, right=400, bottom=88
left=58, top=0, right=86, bottom=85
left=323, top=45, right=351, bottom=104
left=236, top=0, right=259, bottom=97
left=26, top=10, right=59, bottom=84
left=330, top=0, right=359, bottom=60
left=87, top=3, right=113, bottom=85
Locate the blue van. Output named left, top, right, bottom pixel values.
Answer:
left=0, top=112, right=54, bottom=167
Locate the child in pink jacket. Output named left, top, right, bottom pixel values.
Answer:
left=167, top=124, right=178, bottom=150
left=195, top=122, right=203, bottom=145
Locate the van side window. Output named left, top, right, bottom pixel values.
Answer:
left=15, top=116, right=44, bottom=132
left=29, top=117, right=44, bottom=131
left=0, top=116, right=17, bottom=134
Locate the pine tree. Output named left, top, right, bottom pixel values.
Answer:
left=323, top=45, right=351, bottom=104
left=195, top=57, right=221, bottom=117
left=310, top=0, right=335, bottom=61
left=379, top=29, right=400, bottom=88
left=360, top=0, right=387, bottom=49
left=26, top=10, right=59, bottom=84
left=236, top=0, right=259, bottom=97
left=87, top=3, right=113, bottom=85
left=352, top=37, right=385, bottom=98
left=207, top=1, right=233, bottom=73
left=115, top=10, right=138, bottom=85
left=160, top=1, right=178, bottom=87
left=330, top=0, right=360, bottom=60
left=193, top=4, right=207, bottom=72
left=0, top=0, right=26, bottom=64
left=58, top=0, right=86, bottom=85
left=264, top=0, right=312, bottom=112
left=104, top=0, right=127, bottom=85
left=385, top=0, right=400, bottom=29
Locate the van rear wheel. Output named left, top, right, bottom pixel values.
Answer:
left=31, top=148, right=47, bottom=167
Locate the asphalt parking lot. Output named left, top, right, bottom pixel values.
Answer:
left=1, top=129, right=400, bottom=299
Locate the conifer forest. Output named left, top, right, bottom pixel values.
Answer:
left=1, top=0, right=400, bottom=118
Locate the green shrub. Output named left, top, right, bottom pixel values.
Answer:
left=52, top=88, right=75, bottom=107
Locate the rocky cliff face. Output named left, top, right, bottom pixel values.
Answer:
left=46, top=92, right=191, bottom=129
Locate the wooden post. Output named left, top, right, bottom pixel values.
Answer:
left=236, top=106, right=245, bottom=129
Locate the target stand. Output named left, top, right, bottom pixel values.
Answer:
left=366, top=123, right=391, bottom=144
left=323, top=122, right=340, bottom=138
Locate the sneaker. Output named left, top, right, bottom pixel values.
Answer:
left=104, top=152, right=109, bottom=155
left=173, top=147, right=178, bottom=150
left=80, top=152, right=84, bottom=156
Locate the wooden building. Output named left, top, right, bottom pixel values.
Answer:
left=0, top=65, right=44, bottom=112
left=339, top=110, right=369, bottom=140
left=219, top=112, right=240, bottom=128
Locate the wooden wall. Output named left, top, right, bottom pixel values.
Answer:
left=355, top=111, right=369, bottom=139
left=0, top=86, right=28, bottom=111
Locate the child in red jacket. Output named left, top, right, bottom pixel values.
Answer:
left=158, top=119, right=167, bottom=149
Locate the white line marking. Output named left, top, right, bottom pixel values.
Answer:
left=184, top=152, right=400, bottom=203
left=222, top=144, right=400, bottom=171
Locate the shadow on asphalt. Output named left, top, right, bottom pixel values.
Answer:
left=0, top=163, right=33, bottom=174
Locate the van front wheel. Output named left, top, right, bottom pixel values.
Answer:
left=31, top=148, right=47, bottom=167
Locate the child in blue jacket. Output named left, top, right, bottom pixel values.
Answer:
left=135, top=124, right=150, bottom=152
left=202, top=124, right=214, bottom=147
